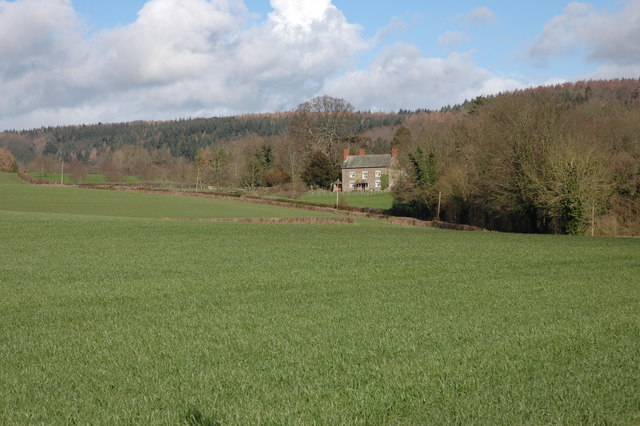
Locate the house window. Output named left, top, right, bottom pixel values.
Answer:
left=375, top=170, right=382, bottom=177
left=349, top=181, right=354, bottom=189
left=375, top=180, right=381, bottom=188
left=349, top=171, right=355, bottom=178
left=362, top=171, right=369, bottom=179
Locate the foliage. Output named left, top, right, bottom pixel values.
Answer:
left=289, top=95, right=355, bottom=164
left=265, top=168, right=292, bottom=187
left=391, top=125, right=412, bottom=149
left=380, top=173, right=389, bottom=190
left=408, top=147, right=436, bottom=187
left=67, top=159, right=87, bottom=184
left=208, top=148, right=232, bottom=187
left=0, top=147, right=17, bottom=172
left=42, top=140, right=58, bottom=156
left=392, top=148, right=439, bottom=219
left=2, top=79, right=639, bottom=234
left=393, top=79, right=640, bottom=235
left=242, top=145, right=276, bottom=188
left=300, top=150, right=339, bottom=189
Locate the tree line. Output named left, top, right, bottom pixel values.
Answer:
left=1, top=78, right=639, bottom=235
left=392, top=79, right=640, bottom=236
left=2, top=100, right=397, bottom=191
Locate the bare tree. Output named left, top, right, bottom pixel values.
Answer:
left=277, top=134, right=305, bottom=182
left=532, top=137, right=611, bottom=234
left=289, top=95, right=355, bottom=164
left=67, top=159, right=87, bottom=183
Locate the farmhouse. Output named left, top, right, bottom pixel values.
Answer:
left=340, top=147, right=399, bottom=192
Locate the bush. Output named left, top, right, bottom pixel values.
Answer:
left=0, top=147, right=17, bottom=172
left=300, top=151, right=339, bottom=189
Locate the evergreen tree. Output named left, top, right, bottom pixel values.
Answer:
left=301, top=150, right=339, bottom=189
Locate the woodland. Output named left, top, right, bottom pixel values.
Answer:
left=1, top=78, right=639, bottom=236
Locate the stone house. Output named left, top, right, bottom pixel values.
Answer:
left=340, top=147, right=399, bottom=192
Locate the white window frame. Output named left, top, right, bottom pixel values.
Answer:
left=349, top=171, right=355, bottom=178
left=362, top=171, right=369, bottom=179
left=375, top=170, right=382, bottom=178
left=349, top=181, right=355, bottom=189
left=375, top=180, right=381, bottom=188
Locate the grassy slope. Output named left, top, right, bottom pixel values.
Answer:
left=0, top=173, right=333, bottom=219
left=1, top=173, right=638, bottom=424
left=300, top=191, right=394, bottom=210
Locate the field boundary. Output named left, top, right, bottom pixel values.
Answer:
left=124, top=187, right=489, bottom=231
left=156, top=217, right=356, bottom=224
left=17, top=172, right=488, bottom=231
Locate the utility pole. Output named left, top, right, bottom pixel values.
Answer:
left=60, top=161, right=64, bottom=185
left=436, top=191, right=442, bottom=220
left=591, top=204, right=595, bottom=237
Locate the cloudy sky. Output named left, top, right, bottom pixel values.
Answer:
left=1, top=0, right=639, bottom=130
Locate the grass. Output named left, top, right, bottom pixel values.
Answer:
left=1, top=172, right=638, bottom=424
left=300, top=190, right=394, bottom=210
left=26, top=172, right=140, bottom=184
left=2, top=173, right=335, bottom=219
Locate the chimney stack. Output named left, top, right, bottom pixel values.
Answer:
left=391, top=146, right=398, bottom=157
left=343, top=148, right=349, bottom=161
left=358, top=149, right=365, bottom=156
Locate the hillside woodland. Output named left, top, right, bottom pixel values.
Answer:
left=2, top=79, right=639, bottom=236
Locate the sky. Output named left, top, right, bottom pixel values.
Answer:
left=1, top=0, right=639, bottom=130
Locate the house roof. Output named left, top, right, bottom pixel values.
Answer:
left=342, top=154, right=391, bottom=169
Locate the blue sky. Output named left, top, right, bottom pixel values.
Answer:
left=71, top=0, right=621, bottom=78
left=1, top=0, right=639, bottom=130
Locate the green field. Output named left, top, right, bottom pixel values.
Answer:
left=300, top=190, right=394, bottom=210
left=1, top=173, right=333, bottom=219
left=27, top=172, right=141, bottom=184
left=1, top=172, right=638, bottom=424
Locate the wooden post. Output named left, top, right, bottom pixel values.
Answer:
left=336, top=188, right=339, bottom=209
left=437, top=191, right=442, bottom=220
left=195, top=167, right=200, bottom=192
left=591, top=204, right=595, bottom=237
left=60, top=161, right=64, bottom=185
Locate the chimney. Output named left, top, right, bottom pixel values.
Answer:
left=358, top=149, right=365, bottom=156
left=343, top=148, right=349, bottom=161
left=391, top=146, right=398, bottom=157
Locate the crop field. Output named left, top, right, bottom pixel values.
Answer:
left=26, top=172, right=141, bottom=184
left=300, top=190, right=394, bottom=210
left=1, top=172, right=639, bottom=424
left=0, top=173, right=334, bottom=219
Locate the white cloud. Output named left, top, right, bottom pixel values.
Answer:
left=269, top=0, right=332, bottom=30
left=0, top=0, right=92, bottom=123
left=587, top=64, right=640, bottom=80
left=465, top=6, right=497, bottom=24
left=95, top=0, right=244, bottom=86
left=0, top=0, right=548, bottom=130
left=0, top=0, right=367, bottom=129
left=322, top=44, right=523, bottom=112
left=0, top=0, right=81, bottom=65
left=528, top=0, right=640, bottom=71
left=437, top=31, right=470, bottom=49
